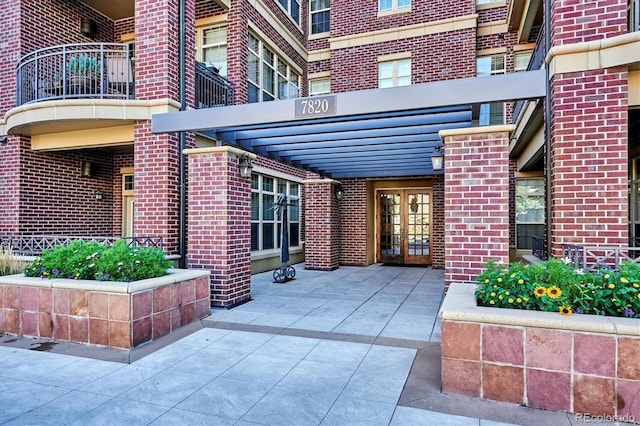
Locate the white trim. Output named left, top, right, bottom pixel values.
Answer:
left=253, top=165, right=304, bottom=183
left=248, top=22, right=305, bottom=75
left=249, top=0, right=306, bottom=58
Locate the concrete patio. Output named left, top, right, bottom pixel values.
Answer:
left=0, top=264, right=618, bottom=425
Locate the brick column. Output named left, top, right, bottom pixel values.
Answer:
left=441, top=126, right=512, bottom=286
left=304, top=179, right=341, bottom=270
left=547, top=0, right=629, bottom=255
left=185, top=147, right=253, bottom=308
left=133, top=0, right=195, bottom=254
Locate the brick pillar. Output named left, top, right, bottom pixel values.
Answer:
left=441, top=127, right=512, bottom=286
left=132, top=0, right=195, bottom=255
left=548, top=0, right=629, bottom=256
left=304, top=179, right=341, bottom=270
left=185, top=147, right=252, bottom=308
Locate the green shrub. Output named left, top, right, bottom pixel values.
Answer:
left=0, top=246, right=23, bottom=276
left=476, top=259, right=640, bottom=318
left=23, top=239, right=171, bottom=282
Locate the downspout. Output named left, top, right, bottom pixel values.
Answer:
left=178, top=0, right=187, bottom=269
left=544, top=0, right=551, bottom=259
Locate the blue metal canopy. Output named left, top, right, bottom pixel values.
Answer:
left=152, top=70, right=546, bottom=179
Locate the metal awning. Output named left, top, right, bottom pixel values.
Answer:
left=152, top=70, right=546, bottom=178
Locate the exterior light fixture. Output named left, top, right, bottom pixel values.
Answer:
left=334, top=183, right=344, bottom=200
left=94, top=190, right=103, bottom=200
left=238, top=154, right=253, bottom=179
left=81, top=161, right=95, bottom=178
left=431, top=144, right=444, bottom=172
left=0, top=136, right=8, bottom=145
left=80, top=17, right=97, bottom=38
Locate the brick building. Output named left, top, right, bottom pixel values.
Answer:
left=0, top=0, right=639, bottom=307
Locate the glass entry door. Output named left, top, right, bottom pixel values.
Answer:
left=377, top=189, right=432, bottom=265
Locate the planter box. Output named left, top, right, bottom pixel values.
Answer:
left=439, top=283, right=640, bottom=423
left=0, top=269, right=211, bottom=350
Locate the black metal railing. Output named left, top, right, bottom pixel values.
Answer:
left=0, top=235, right=163, bottom=256
left=512, top=28, right=546, bottom=122
left=195, top=62, right=235, bottom=108
left=16, top=43, right=134, bottom=105
left=531, top=235, right=548, bottom=260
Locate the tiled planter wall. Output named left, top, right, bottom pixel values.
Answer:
left=440, top=283, right=640, bottom=423
left=0, top=269, right=211, bottom=349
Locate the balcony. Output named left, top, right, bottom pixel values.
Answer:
left=17, top=43, right=134, bottom=105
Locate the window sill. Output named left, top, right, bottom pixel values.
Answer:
left=377, top=7, right=411, bottom=18
left=309, top=32, right=330, bottom=41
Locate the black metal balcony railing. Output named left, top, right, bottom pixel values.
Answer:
left=16, top=43, right=134, bottom=105
left=195, top=62, right=235, bottom=108
left=0, top=235, right=163, bottom=256
left=531, top=235, right=548, bottom=260
left=511, top=27, right=546, bottom=122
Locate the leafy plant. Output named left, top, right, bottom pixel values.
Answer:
left=476, top=259, right=640, bottom=318
left=66, top=53, right=101, bottom=76
left=0, top=246, right=24, bottom=276
left=24, top=239, right=171, bottom=282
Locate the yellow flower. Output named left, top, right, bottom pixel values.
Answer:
left=518, top=279, right=524, bottom=285
left=559, top=306, right=573, bottom=316
left=497, top=277, right=503, bottom=283
left=633, top=283, right=639, bottom=288
left=604, top=274, right=610, bottom=279
left=516, top=298, right=522, bottom=303
left=489, top=300, right=496, bottom=305
left=637, top=293, right=640, bottom=299
left=505, top=291, right=510, bottom=296
left=534, top=286, right=547, bottom=297
left=490, top=292, right=496, bottom=297
left=620, top=277, right=629, bottom=284
left=508, top=298, right=514, bottom=304
left=523, top=297, right=529, bottom=302
left=484, top=279, right=489, bottom=283
left=608, top=283, right=615, bottom=289
left=498, top=295, right=504, bottom=300
left=548, top=286, right=562, bottom=299
left=510, top=273, right=516, bottom=278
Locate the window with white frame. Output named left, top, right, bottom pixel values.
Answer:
left=514, top=50, right=533, bottom=72
left=379, top=0, right=410, bottom=12
left=477, top=55, right=505, bottom=125
left=309, top=78, right=330, bottom=96
left=310, top=0, right=330, bottom=34
left=516, top=178, right=545, bottom=250
left=477, top=0, right=503, bottom=4
left=278, top=0, right=301, bottom=24
left=248, top=33, right=300, bottom=103
left=197, top=25, right=228, bottom=76
left=378, top=59, right=411, bottom=88
left=251, top=174, right=301, bottom=252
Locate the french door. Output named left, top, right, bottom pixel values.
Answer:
left=377, top=189, right=432, bottom=265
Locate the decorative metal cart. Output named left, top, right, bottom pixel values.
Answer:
left=272, top=193, right=296, bottom=283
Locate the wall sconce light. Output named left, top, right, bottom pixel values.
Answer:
left=431, top=144, right=444, bottom=172
left=81, top=161, right=95, bottom=178
left=80, top=17, right=97, bottom=38
left=334, top=183, right=344, bottom=200
left=94, top=190, right=103, bottom=200
left=0, top=136, right=8, bottom=145
left=239, top=154, right=253, bottom=179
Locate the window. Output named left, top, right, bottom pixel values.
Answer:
left=477, top=55, right=505, bottom=125
left=278, top=0, right=301, bottom=24
left=251, top=174, right=301, bottom=252
left=198, top=25, right=228, bottom=76
left=378, top=59, right=411, bottom=88
left=514, top=51, right=533, bottom=72
left=379, top=0, right=410, bottom=12
left=310, top=0, right=330, bottom=34
left=516, top=178, right=545, bottom=250
left=309, top=78, right=330, bottom=96
left=248, top=33, right=300, bottom=103
left=477, top=0, right=503, bottom=4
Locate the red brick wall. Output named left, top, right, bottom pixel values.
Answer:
left=444, top=130, right=511, bottom=285
left=0, top=136, right=23, bottom=236
left=338, top=179, right=368, bottom=266
left=187, top=149, right=252, bottom=307
left=305, top=181, right=340, bottom=270
left=0, top=0, right=20, bottom=117
left=548, top=0, right=629, bottom=254
left=432, top=174, right=445, bottom=268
